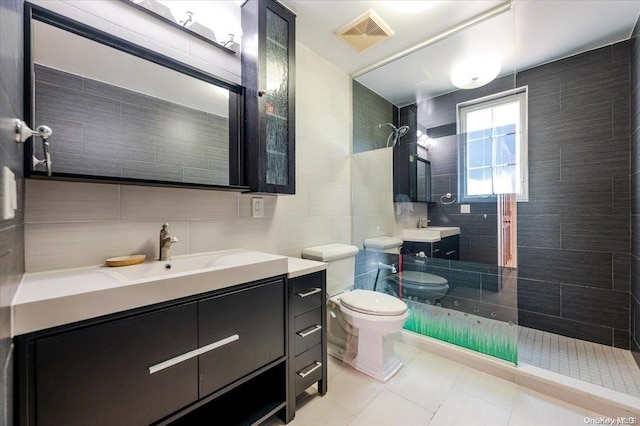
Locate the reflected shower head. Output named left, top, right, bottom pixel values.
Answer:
left=379, top=123, right=410, bottom=147
left=396, top=125, right=409, bottom=137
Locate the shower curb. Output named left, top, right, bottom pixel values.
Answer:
left=396, top=329, right=640, bottom=417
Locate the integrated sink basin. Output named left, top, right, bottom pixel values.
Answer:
left=13, top=249, right=289, bottom=335
left=402, top=226, right=461, bottom=242
left=104, top=250, right=266, bottom=281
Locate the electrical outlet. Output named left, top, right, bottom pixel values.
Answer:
left=460, top=204, right=470, bottom=214
left=252, top=197, right=264, bottom=218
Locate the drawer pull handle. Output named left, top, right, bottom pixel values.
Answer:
left=148, top=334, right=239, bottom=374
left=297, top=324, right=322, bottom=338
left=446, top=250, right=456, bottom=256
left=297, top=361, right=322, bottom=378
left=297, top=287, right=321, bottom=298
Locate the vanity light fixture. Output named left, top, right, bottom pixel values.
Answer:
left=179, top=10, right=194, bottom=27
left=450, top=55, right=501, bottom=90
left=417, top=130, right=434, bottom=149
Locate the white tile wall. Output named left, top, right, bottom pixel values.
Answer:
left=24, top=41, right=353, bottom=272
left=25, top=180, right=119, bottom=223
left=351, top=147, right=429, bottom=248
left=119, top=186, right=239, bottom=221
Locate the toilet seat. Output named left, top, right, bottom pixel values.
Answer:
left=339, top=289, right=407, bottom=316
left=397, top=271, right=448, bottom=285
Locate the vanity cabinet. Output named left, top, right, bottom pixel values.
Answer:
left=198, top=281, right=285, bottom=397
left=241, top=0, right=296, bottom=194
left=288, top=271, right=327, bottom=419
left=16, top=278, right=288, bottom=426
left=402, top=235, right=460, bottom=260
left=31, top=303, right=199, bottom=426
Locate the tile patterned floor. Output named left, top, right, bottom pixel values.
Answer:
left=518, top=326, right=640, bottom=398
left=265, top=341, right=621, bottom=426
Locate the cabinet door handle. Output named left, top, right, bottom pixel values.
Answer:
left=148, top=334, right=239, bottom=374
left=297, top=361, right=322, bottom=378
left=297, top=287, right=321, bottom=298
left=297, top=324, right=322, bottom=338
left=432, top=248, right=440, bottom=253
left=198, top=334, right=240, bottom=356
left=446, top=250, right=456, bottom=256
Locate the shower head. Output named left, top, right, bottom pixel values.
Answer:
left=380, top=123, right=410, bottom=147
left=396, top=125, right=409, bottom=137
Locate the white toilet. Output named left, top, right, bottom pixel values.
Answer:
left=363, top=236, right=450, bottom=303
left=302, top=243, right=408, bottom=383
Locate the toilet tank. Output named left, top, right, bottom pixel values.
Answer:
left=363, top=236, right=403, bottom=254
left=302, top=244, right=359, bottom=296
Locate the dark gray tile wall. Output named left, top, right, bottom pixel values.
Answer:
left=422, top=43, right=633, bottom=349
left=516, top=42, right=631, bottom=348
left=631, top=15, right=640, bottom=367
left=0, top=1, right=24, bottom=423
left=34, top=65, right=229, bottom=185
left=352, top=81, right=394, bottom=153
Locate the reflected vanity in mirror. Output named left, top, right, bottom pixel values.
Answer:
left=24, top=4, right=246, bottom=190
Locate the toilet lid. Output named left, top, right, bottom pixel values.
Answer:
left=340, top=289, right=407, bottom=316
left=396, top=271, right=448, bottom=285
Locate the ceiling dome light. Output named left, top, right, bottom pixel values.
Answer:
left=450, top=55, right=501, bottom=90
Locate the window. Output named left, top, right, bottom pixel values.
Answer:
left=458, top=88, right=528, bottom=202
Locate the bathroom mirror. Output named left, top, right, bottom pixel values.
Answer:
left=351, top=6, right=517, bottom=266
left=25, top=4, right=246, bottom=190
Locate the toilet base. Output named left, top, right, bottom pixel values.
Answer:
left=327, top=329, right=404, bottom=382
left=349, top=328, right=404, bottom=383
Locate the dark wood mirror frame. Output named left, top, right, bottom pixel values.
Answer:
left=24, top=2, right=248, bottom=192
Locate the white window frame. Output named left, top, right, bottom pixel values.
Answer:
left=457, top=87, right=529, bottom=202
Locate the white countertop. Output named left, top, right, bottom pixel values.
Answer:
left=401, top=226, right=461, bottom=243
left=12, top=250, right=329, bottom=336
left=13, top=249, right=289, bottom=336
left=287, top=257, right=327, bottom=279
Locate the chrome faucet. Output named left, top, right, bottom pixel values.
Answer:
left=159, top=223, right=178, bottom=261
left=417, top=216, right=429, bottom=228
left=378, top=262, right=398, bottom=274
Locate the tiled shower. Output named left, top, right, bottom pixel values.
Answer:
left=422, top=41, right=631, bottom=350
left=352, top=16, right=640, bottom=401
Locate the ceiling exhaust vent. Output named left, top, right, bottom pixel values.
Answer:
left=334, top=10, right=394, bottom=53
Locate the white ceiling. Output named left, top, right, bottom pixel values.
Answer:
left=280, top=0, right=640, bottom=106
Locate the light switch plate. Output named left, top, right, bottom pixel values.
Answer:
left=460, top=204, right=470, bottom=214
left=2, top=166, right=17, bottom=220
left=252, top=197, right=264, bottom=218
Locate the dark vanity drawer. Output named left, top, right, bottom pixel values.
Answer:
left=198, top=280, right=285, bottom=397
left=292, top=273, right=323, bottom=316
left=294, top=308, right=322, bottom=356
left=34, top=303, right=198, bottom=426
left=295, top=344, right=323, bottom=394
